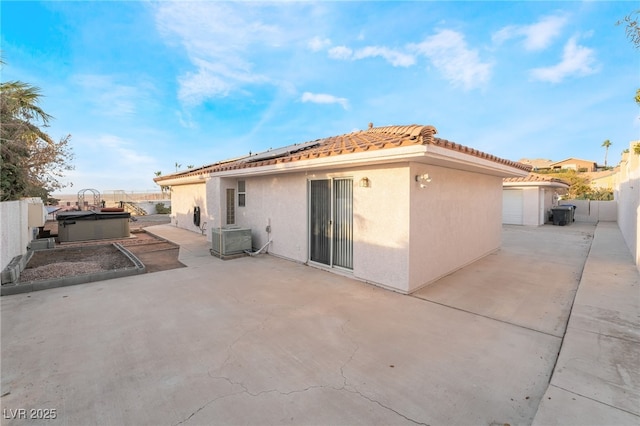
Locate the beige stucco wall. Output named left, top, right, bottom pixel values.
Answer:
left=1, top=199, right=44, bottom=272
left=351, top=164, right=410, bottom=292
left=522, top=187, right=541, bottom=226
left=230, top=165, right=411, bottom=291
left=168, top=161, right=514, bottom=293
left=1, top=201, right=29, bottom=271
left=542, top=188, right=560, bottom=224
left=552, top=159, right=596, bottom=172
left=408, top=163, right=502, bottom=292
left=561, top=199, right=617, bottom=223
left=234, top=173, right=308, bottom=262
left=616, top=144, right=640, bottom=269
left=169, top=182, right=208, bottom=234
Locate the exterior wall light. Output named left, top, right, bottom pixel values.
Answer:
left=415, top=173, right=432, bottom=188
left=359, top=177, right=371, bottom=188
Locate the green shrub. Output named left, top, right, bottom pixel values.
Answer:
left=155, top=202, right=171, bottom=214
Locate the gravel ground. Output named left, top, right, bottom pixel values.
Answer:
left=18, top=214, right=178, bottom=283
left=19, top=245, right=134, bottom=282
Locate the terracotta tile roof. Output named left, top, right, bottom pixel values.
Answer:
left=504, top=173, right=570, bottom=186
left=518, top=158, right=554, bottom=169
left=549, top=157, right=597, bottom=167
left=156, top=124, right=530, bottom=182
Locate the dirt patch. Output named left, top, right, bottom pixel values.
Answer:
left=123, top=240, right=184, bottom=274
left=33, top=215, right=184, bottom=278
left=19, top=245, right=134, bottom=283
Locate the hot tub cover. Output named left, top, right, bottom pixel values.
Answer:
left=57, top=211, right=131, bottom=221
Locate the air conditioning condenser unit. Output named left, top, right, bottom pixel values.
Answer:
left=211, top=227, right=252, bottom=256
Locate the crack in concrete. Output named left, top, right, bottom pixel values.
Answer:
left=334, top=319, right=428, bottom=425
left=182, top=316, right=427, bottom=426
left=210, top=374, right=327, bottom=397
left=218, top=309, right=277, bottom=372
left=340, top=387, right=430, bottom=426
left=172, top=389, right=243, bottom=426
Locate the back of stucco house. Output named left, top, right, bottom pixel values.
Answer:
left=155, top=124, right=530, bottom=294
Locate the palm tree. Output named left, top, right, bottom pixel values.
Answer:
left=601, top=139, right=612, bottom=167
left=1, top=79, right=72, bottom=200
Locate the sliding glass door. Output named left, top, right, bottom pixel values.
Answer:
left=309, top=178, right=353, bottom=270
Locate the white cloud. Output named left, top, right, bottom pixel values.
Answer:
left=329, top=45, right=414, bottom=67
left=176, top=110, right=197, bottom=129
left=301, top=92, right=349, bottom=110
left=177, top=68, right=231, bottom=106
left=530, top=36, right=598, bottom=83
left=353, top=46, right=415, bottom=67
left=409, top=30, right=492, bottom=90
left=73, top=74, right=141, bottom=117
left=96, top=135, right=156, bottom=166
left=308, top=36, right=331, bottom=52
left=154, top=2, right=292, bottom=106
left=493, top=14, right=568, bottom=51
left=328, top=45, right=353, bottom=60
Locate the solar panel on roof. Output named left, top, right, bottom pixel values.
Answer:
left=242, top=140, right=321, bottom=163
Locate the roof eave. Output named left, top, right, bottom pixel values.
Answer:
left=210, top=145, right=429, bottom=178
left=420, top=145, right=530, bottom=177
left=503, top=181, right=570, bottom=189
left=154, top=174, right=209, bottom=187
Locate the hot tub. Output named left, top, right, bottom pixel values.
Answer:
left=57, top=211, right=131, bottom=242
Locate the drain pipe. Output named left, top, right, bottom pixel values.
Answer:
left=245, top=218, right=272, bottom=257
left=245, top=239, right=272, bottom=257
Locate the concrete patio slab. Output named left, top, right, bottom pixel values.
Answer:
left=2, top=247, right=559, bottom=425
left=531, top=385, right=640, bottom=426
left=413, top=223, right=595, bottom=337
left=533, top=222, right=640, bottom=425
left=1, top=222, right=637, bottom=426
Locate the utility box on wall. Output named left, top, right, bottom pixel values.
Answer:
left=27, top=203, right=45, bottom=227
left=211, top=227, right=252, bottom=256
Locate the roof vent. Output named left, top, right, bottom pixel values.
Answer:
left=368, top=122, right=373, bottom=129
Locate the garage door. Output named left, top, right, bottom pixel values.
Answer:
left=503, top=189, right=523, bottom=225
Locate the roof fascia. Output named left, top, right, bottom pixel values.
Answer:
left=161, top=143, right=529, bottom=183
left=210, top=145, right=429, bottom=178
left=503, top=181, right=570, bottom=189
left=154, top=174, right=209, bottom=187
left=420, top=145, right=529, bottom=177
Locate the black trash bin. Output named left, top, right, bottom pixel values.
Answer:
left=560, top=204, right=577, bottom=222
left=552, top=206, right=573, bottom=226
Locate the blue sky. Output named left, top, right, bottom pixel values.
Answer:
left=2, top=1, right=638, bottom=193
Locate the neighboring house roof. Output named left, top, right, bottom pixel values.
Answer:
left=549, top=157, right=597, bottom=168
left=155, top=124, right=531, bottom=184
left=585, top=169, right=618, bottom=180
left=517, top=158, right=554, bottom=170
left=503, top=173, right=570, bottom=188
left=588, top=169, right=618, bottom=189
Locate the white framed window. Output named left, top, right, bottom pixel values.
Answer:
left=238, top=180, right=246, bottom=207
left=226, top=188, right=235, bottom=225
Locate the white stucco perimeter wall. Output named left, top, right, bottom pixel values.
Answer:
left=1, top=200, right=34, bottom=271
left=616, top=144, right=640, bottom=269
left=409, top=163, right=503, bottom=292
left=561, top=199, right=617, bottom=223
